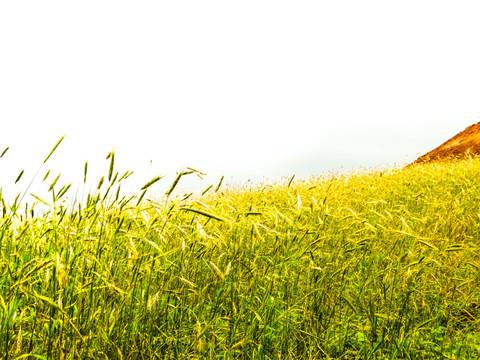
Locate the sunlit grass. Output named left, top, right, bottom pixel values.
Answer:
left=0, top=140, right=479, bottom=359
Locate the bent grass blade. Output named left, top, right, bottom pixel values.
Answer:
left=180, top=207, right=225, bottom=222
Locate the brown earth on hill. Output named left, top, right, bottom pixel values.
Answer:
left=413, top=122, right=480, bottom=164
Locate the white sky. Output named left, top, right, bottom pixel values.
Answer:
left=1, top=1, right=480, bottom=201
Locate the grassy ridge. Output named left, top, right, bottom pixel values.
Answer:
left=0, top=157, right=479, bottom=359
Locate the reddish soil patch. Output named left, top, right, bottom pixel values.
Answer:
left=414, top=122, right=480, bottom=164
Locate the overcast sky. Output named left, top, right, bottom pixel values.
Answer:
left=1, top=1, right=479, bottom=201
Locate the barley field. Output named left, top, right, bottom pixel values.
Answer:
left=1, top=141, right=479, bottom=359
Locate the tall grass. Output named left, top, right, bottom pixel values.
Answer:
left=0, top=144, right=479, bottom=359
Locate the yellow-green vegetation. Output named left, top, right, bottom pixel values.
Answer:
left=1, top=142, right=479, bottom=359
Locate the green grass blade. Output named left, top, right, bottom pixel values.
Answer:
left=141, top=176, right=163, bottom=191
left=15, top=170, right=24, bottom=184
left=43, top=135, right=65, bottom=163
left=0, top=147, right=9, bottom=158
left=108, top=152, right=115, bottom=182
left=180, top=207, right=225, bottom=222
left=215, top=175, right=224, bottom=192
left=29, top=193, right=50, bottom=207
left=166, top=172, right=185, bottom=197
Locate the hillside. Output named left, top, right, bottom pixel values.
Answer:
left=414, top=122, right=480, bottom=163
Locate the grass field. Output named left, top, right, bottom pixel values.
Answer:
left=1, top=142, right=479, bottom=359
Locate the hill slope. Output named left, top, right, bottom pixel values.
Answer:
left=415, top=122, right=480, bottom=163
